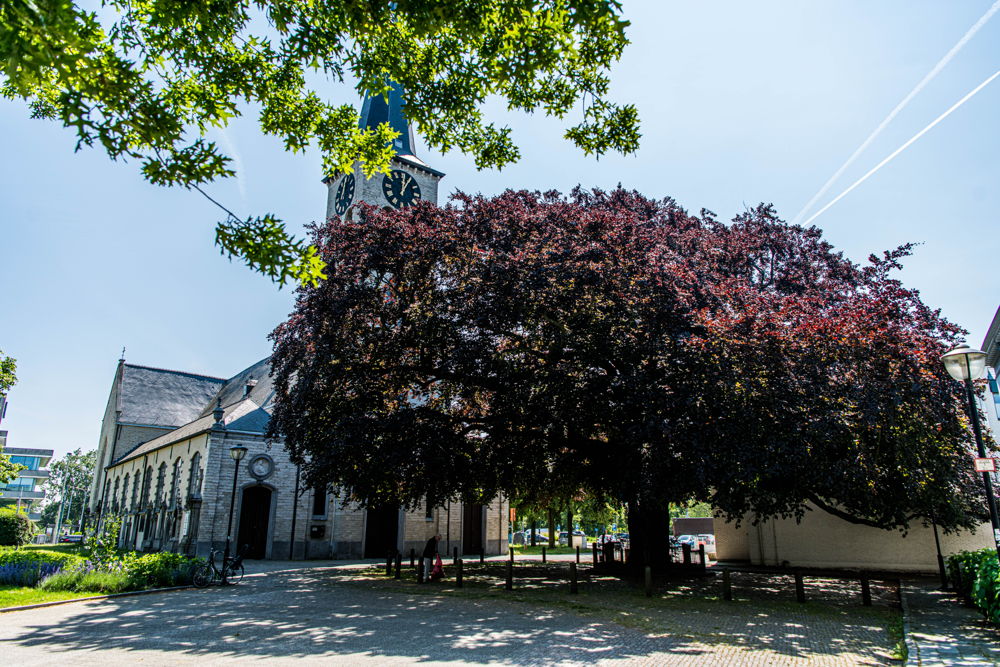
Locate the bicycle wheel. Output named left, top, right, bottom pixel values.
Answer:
left=227, top=563, right=245, bottom=584
left=192, top=564, right=214, bottom=588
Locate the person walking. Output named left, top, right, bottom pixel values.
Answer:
left=423, top=534, right=441, bottom=582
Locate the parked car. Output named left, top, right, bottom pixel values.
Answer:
left=676, top=534, right=698, bottom=548
left=558, top=530, right=589, bottom=547
left=59, top=534, right=83, bottom=544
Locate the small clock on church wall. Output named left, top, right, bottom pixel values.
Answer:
left=247, top=454, right=274, bottom=481
left=382, top=169, right=421, bottom=208
left=334, top=174, right=355, bottom=216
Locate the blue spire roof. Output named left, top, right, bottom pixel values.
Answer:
left=359, top=81, right=416, bottom=157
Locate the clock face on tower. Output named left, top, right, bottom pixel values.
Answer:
left=334, top=174, right=355, bottom=216
left=382, top=169, right=421, bottom=208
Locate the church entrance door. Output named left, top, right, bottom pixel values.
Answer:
left=462, top=504, right=484, bottom=556
left=363, top=505, right=399, bottom=558
left=237, top=486, right=272, bottom=559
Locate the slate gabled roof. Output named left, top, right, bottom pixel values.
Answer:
left=120, top=364, right=226, bottom=428
left=112, top=358, right=276, bottom=467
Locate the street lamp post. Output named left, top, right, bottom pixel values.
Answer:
left=222, top=444, right=248, bottom=583
left=941, top=344, right=1000, bottom=562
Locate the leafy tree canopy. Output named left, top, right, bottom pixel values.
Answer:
left=268, top=188, right=984, bottom=563
left=40, top=448, right=96, bottom=528
left=2, top=1, right=639, bottom=285
left=0, top=349, right=19, bottom=484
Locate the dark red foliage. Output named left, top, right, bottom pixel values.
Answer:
left=268, top=188, right=986, bottom=546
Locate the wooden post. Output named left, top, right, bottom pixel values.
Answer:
left=794, top=572, right=805, bottom=603
left=644, top=565, right=652, bottom=598
left=394, top=553, right=402, bottom=579
left=457, top=558, right=463, bottom=588
left=682, top=543, right=691, bottom=565
left=480, top=549, right=485, bottom=564
left=861, top=572, right=872, bottom=606
left=542, top=546, right=547, bottom=563
left=570, top=562, right=578, bottom=594
left=722, top=570, right=732, bottom=601
left=386, top=551, right=393, bottom=576
left=576, top=545, right=580, bottom=563
left=698, top=544, right=706, bottom=572
left=417, top=558, right=425, bottom=584
left=409, top=548, right=415, bottom=568
left=506, top=554, right=513, bottom=591
left=453, top=546, right=458, bottom=564
left=592, top=541, right=599, bottom=565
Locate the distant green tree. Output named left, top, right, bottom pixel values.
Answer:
left=2, top=1, right=640, bottom=285
left=0, top=507, right=34, bottom=547
left=40, top=449, right=96, bottom=530
left=0, top=349, right=20, bottom=485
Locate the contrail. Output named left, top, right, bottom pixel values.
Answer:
left=802, top=69, right=1000, bottom=227
left=792, top=0, right=1000, bottom=224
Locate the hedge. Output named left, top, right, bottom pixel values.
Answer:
left=947, top=548, right=1000, bottom=623
left=0, top=549, right=87, bottom=570
left=0, top=510, right=34, bottom=547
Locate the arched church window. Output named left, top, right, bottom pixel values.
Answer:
left=111, top=477, right=120, bottom=511
left=188, top=453, right=202, bottom=499
left=122, top=474, right=130, bottom=511
left=155, top=462, right=167, bottom=507
left=312, top=487, right=327, bottom=518
left=170, top=458, right=182, bottom=508
left=141, top=466, right=152, bottom=509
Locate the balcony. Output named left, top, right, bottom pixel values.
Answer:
left=16, top=469, right=50, bottom=479
left=0, top=488, right=45, bottom=500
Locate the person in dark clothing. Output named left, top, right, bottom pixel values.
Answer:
left=422, top=534, right=441, bottom=581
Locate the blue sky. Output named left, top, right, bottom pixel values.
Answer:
left=2, top=0, right=998, bottom=460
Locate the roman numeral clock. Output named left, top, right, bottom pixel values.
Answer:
left=382, top=169, right=421, bottom=208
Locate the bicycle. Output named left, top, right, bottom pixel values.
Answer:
left=193, top=544, right=247, bottom=587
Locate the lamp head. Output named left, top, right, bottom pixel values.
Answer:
left=941, top=343, right=987, bottom=381
left=229, top=444, right=248, bottom=462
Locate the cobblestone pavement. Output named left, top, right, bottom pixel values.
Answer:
left=903, top=578, right=1000, bottom=665
left=0, top=564, right=895, bottom=666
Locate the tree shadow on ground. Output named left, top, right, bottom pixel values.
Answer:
left=3, top=568, right=894, bottom=665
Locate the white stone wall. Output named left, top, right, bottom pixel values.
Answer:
left=716, top=505, right=993, bottom=572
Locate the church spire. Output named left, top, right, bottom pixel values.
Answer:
left=359, top=81, right=416, bottom=157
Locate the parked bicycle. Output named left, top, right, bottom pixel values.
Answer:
left=193, top=544, right=248, bottom=587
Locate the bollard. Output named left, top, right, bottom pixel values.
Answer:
left=453, top=546, right=459, bottom=564
left=644, top=565, right=652, bottom=598
left=410, top=548, right=415, bottom=568
left=682, top=543, right=691, bottom=566
left=417, top=558, right=425, bottom=584
left=457, top=558, right=463, bottom=588
left=394, top=553, right=402, bottom=579
left=505, top=558, right=513, bottom=591
left=576, top=545, right=581, bottom=563
left=861, top=572, right=872, bottom=606
left=386, top=551, right=394, bottom=576
left=480, top=549, right=485, bottom=564
left=570, top=562, right=579, bottom=594
left=698, top=544, right=706, bottom=573
left=722, top=569, right=732, bottom=601
left=593, top=542, right=599, bottom=566
left=794, top=572, right=806, bottom=603
left=542, top=546, right=546, bottom=563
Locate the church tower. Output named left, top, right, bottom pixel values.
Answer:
left=325, top=83, right=445, bottom=220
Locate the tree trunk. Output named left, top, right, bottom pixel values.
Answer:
left=626, top=498, right=671, bottom=570
left=547, top=508, right=556, bottom=551
left=566, top=505, right=573, bottom=548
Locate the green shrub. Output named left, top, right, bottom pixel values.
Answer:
left=0, top=549, right=86, bottom=570
left=119, top=552, right=199, bottom=588
left=39, top=570, right=130, bottom=594
left=947, top=548, right=1000, bottom=623
left=0, top=509, right=34, bottom=547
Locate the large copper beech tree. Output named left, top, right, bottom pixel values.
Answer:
left=269, top=188, right=986, bottom=566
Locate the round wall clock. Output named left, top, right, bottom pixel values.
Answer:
left=334, top=173, right=356, bottom=216
left=382, top=169, right=421, bottom=208
left=248, top=454, right=275, bottom=481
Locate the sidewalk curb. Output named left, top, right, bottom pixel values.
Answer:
left=898, top=581, right=920, bottom=665
left=0, top=584, right=193, bottom=614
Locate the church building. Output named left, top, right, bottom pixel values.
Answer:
left=87, top=87, right=509, bottom=560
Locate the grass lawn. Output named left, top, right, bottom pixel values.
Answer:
left=510, top=545, right=581, bottom=555
left=20, top=544, right=89, bottom=556
left=0, top=586, right=105, bottom=609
